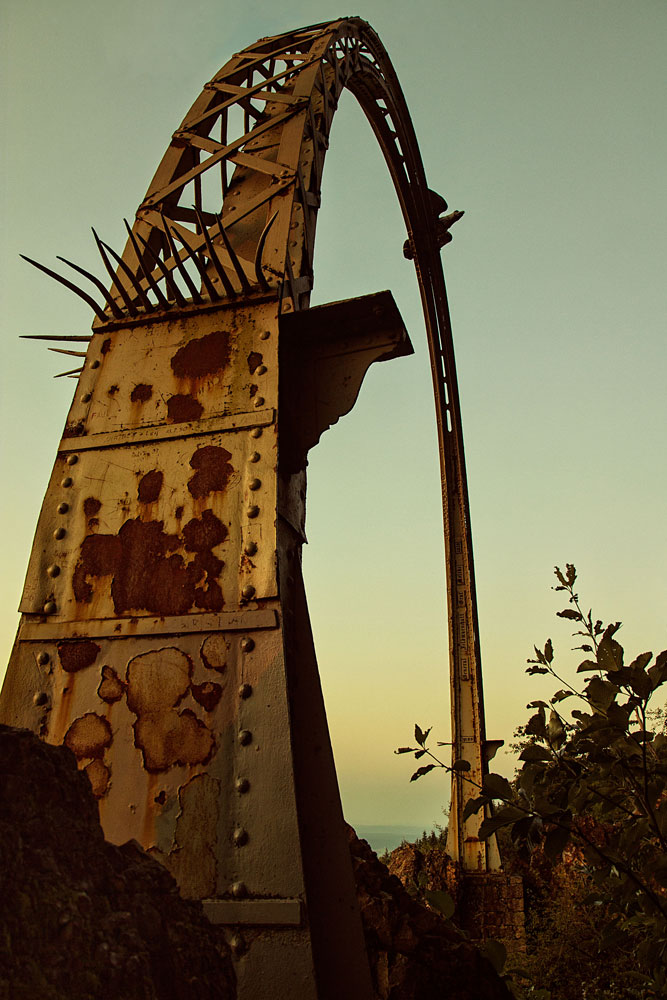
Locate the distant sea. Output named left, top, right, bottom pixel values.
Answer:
left=354, top=824, right=431, bottom=856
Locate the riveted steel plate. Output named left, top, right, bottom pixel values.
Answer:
left=20, top=422, right=277, bottom=618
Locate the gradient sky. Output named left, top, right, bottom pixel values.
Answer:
left=1, top=0, right=665, bottom=832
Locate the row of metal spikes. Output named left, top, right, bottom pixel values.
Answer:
left=21, top=206, right=279, bottom=326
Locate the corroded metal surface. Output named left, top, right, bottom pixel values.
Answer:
left=2, top=16, right=498, bottom=999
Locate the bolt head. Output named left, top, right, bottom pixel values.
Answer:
left=233, top=827, right=249, bottom=846
left=53, top=527, right=66, bottom=541
left=239, top=683, right=253, bottom=699
left=253, top=397, right=265, bottom=408
left=33, top=691, right=48, bottom=706
left=243, top=541, right=258, bottom=557
left=238, top=729, right=252, bottom=746
left=256, top=365, right=267, bottom=375
left=57, top=502, right=69, bottom=515
left=250, top=427, right=262, bottom=439
left=43, top=601, right=56, bottom=615
left=230, top=934, right=246, bottom=956
left=248, top=451, right=260, bottom=463
left=241, top=585, right=256, bottom=600
left=231, top=881, right=247, bottom=898
left=248, top=478, right=261, bottom=491
left=37, top=652, right=50, bottom=665
left=66, top=455, right=79, bottom=466
left=82, top=392, right=92, bottom=403
left=235, top=777, right=250, bottom=793
left=259, top=330, right=270, bottom=341
left=46, top=565, right=60, bottom=578
left=247, top=505, right=260, bottom=519
left=60, top=477, right=73, bottom=488
left=240, top=637, right=255, bottom=653
left=91, top=360, right=100, bottom=369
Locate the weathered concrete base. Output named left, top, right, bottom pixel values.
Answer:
left=386, top=844, right=525, bottom=957
left=458, top=873, right=526, bottom=955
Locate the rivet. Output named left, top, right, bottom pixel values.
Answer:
left=82, top=392, right=92, bottom=403
left=43, top=601, right=56, bottom=615
left=256, top=365, right=267, bottom=375
left=239, top=683, right=253, bottom=699
left=33, top=691, right=48, bottom=706
left=248, top=451, right=260, bottom=463
left=231, top=881, right=247, bottom=898
left=238, top=729, right=252, bottom=746
left=46, top=565, right=60, bottom=578
left=230, top=933, right=246, bottom=956
left=247, top=505, right=260, bottom=519
left=235, top=777, right=250, bottom=794
left=241, top=584, right=256, bottom=600
left=253, top=397, right=265, bottom=408
left=233, top=827, right=249, bottom=846
left=243, top=541, right=258, bottom=557
left=250, top=427, right=262, bottom=439
left=57, top=502, right=69, bottom=515
left=91, top=360, right=100, bottom=369
left=283, top=301, right=293, bottom=312
left=240, top=637, right=255, bottom=653
left=248, top=478, right=261, bottom=491
left=259, top=330, right=270, bottom=341
left=53, top=527, right=66, bottom=540
left=37, top=652, right=50, bottom=666
left=67, top=455, right=79, bottom=466
left=60, top=477, right=73, bottom=488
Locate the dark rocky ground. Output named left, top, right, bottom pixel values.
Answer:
left=0, top=726, right=235, bottom=1000
left=0, top=725, right=510, bottom=999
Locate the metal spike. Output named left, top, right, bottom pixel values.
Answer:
left=216, top=214, right=251, bottom=294
left=20, top=335, right=91, bottom=342
left=97, top=237, right=153, bottom=313
left=56, top=255, right=125, bottom=319
left=193, top=207, right=236, bottom=297
left=254, top=211, right=279, bottom=290
left=170, top=226, right=221, bottom=302
left=48, top=348, right=87, bottom=357
left=160, top=213, right=204, bottom=304
left=91, top=228, right=138, bottom=317
left=133, top=230, right=188, bottom=308
left=123, top=220, right=170, bottom=311
left=54, top=366, right=84, bottom=378
left=20, top=255, right=108, bottom=323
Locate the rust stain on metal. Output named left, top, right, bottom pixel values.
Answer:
left=187, top=445, right=233, bottom=499
left=73, top=510, right=226, bottom=616
left=57, top=639, right=100, bottom=673
left=247, top=351, right=263, bottom=374
left=171, top=329, right=231, bottom=379
left=125, top=647, right=215, bottom=772
left=191, top=682, right=223, bottom=712
left=101, top=338, right=112, bottom=355
left=200, top=634, right=229, bottom=673
left=164, top=773, right=220, bottom=898
left=108, top=384, right=119, bottom=396
left=182, top=509, right=227, bottom=550
left=85, top=758, right=111, bottom=798
left=137, top=470, right=163, bottom=504
left=130, top=383, right=153, bottom=403
left=175, top=505, right=184, bottom=519
left=83, top=497, right=101, bottom=518
left=64, top=712, right=112, bottom=759
left=167, top=394, right=204, bottom=423
left=248, top=383, right=258, bottom=397
left=98, top=665, right=125, bottom=703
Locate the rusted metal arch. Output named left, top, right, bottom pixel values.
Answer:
left=81, top=16, right=494, bottom=872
